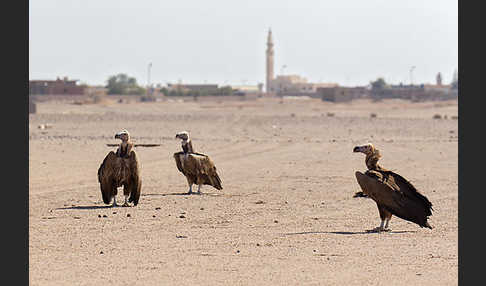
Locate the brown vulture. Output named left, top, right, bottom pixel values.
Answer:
left=353, top=143, right=433, bottom=232
left=97, top=129, right=142, bottom=207
left=174, top=131, right=222, bottom=194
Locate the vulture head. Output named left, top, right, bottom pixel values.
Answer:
left=353, top=143, right=376, bottom=155
left=175, top=131, right=190, bottom=141
left=115, top=129, right=130, bottom=142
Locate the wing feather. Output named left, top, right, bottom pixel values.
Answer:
left=173, top=152, right=186, bottom=174
left=98, top=151, right=118, bottom=204
left=127, top=151, right=141, bottom=206
left=175, top=152, right=222, bottom=190
left=355, top=171, right=432, bottom=228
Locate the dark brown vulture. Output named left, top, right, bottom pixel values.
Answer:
left=353, top=143, right=433, bottom=232
left=97, top=129, right=141, bottom=207
left=174, top=131, right=222, bottom=194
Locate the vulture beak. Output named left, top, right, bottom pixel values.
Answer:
left=115, top=134, right=120, bottom=139
left=175, top=134, right=179, bottom=139
left=353, top=146, right=361, bottom=153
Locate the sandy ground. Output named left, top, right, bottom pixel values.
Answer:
left=29, top=97, right=458, bottom=285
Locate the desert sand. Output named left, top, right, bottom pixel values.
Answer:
left=29, top=96, right=458, bottom=285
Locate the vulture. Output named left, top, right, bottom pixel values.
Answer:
left=353, top=143, right=433, bottom=232
left=174, top=131, right=222, bottom=194
left=97, top=129, right=141, bottom=207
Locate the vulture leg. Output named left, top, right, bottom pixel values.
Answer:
left=122, top=184, right=130, bottom=207
left=112, top=187, right=119, bottom=207
left=379, top=205, right=392, bottom=232
left=384, top=217, right=392, bottom=230
left=367, top=204, right=392, bottom=233
left=186, top=177, right=193, bottom=194
left=197, top=184, right=202, bottom=195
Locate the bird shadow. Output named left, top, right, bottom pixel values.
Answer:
left=283, top=230, right=417, bottom=236
left=142, top=192, right=222, bottom=197
left=56, top=205, right=113, bottom=210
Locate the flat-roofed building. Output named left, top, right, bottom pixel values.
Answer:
left=29, top=77, right=86, bottom=96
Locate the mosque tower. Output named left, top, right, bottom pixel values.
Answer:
left=266, top=29, right=274, bottom=93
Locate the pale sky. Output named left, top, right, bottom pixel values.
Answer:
left=29, top=0, right=457, bottom=87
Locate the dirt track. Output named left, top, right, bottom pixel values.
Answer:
left=29, top=97, right=458, bottom=285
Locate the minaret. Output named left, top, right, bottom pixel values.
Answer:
left=266, top=29, right=274, bottom=93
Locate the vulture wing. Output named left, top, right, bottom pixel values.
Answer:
left=383, top=171, right=433, bottom=214
left=192, top=153, right=223, bottom=190
left=173, top=152, right=186, bottom=174
left=174, top=152, right=222, bottom=190
left=97, top=151, right=118, bottom=204
left=127, top=151, right=142, bottom=206
left=355, top=171, right=433, bottom=228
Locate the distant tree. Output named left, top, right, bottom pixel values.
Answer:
left=370, top=77, right=387, bottom=90
left=159, top=87, right=169, bottom=96
left=218, top=86, right=233, bottom=96
left=106, top=73, right=146, bottom=95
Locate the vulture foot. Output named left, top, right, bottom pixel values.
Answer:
left=366, top=227, right=390, bottom=233
left=122, top=202, right=130, bottom=207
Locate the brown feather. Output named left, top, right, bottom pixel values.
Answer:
left=174, top=151, right=222, bottom=190
left=355, top=171, right=433, bottom=229
left=97, top=149, right=142, bottom=205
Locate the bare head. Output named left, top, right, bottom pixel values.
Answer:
left=175, top=131, right=189, bottom=141
left=353, top=143, right=376, bottom=155
left=115, top=129, right=130, bottom=142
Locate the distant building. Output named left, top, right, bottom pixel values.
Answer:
left=319, top=86, right=369, bottom=102
left=373, top=84, right=457, bottom=101
left=231, top=84, right=261, bottom=95
left=84, top=85, right=108, bottom=96
left=436, top=72, right=443, bottom=85
left=271, top=75, right=338, bottom=95
left=266, top=29, right=274, bottom=93
left=165, top=83, right=234, bottom=96
left=167, top=83, right=219, bottom=92
left=265, top=29, right=336, bottom=96
left=29, top=77, right=86, bottom=96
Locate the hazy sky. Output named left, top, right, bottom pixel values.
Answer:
left=29, top=0, right=457, bottom=87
